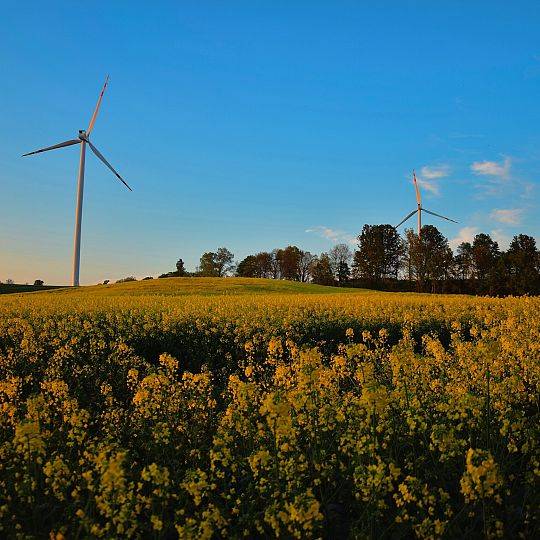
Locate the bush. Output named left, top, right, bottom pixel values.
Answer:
left=115, top=276, right=137, bottom=283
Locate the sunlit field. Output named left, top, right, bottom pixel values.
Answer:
left=30, top=276, right=368, bottom=297
left=0, top=278, right=538, bottom=538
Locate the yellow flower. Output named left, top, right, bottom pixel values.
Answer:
left=460, top=448, right=502, bottom=504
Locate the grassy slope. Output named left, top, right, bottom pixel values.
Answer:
left=0, top=284, right=64, bottom=295
left=9, top=277, right=370, bottom=298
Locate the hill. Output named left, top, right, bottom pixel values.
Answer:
left=6, top=277, right=370, bottom=298
left=0, top=283, right=64, bottom=295
left=0, top=277, right=536, bottom=538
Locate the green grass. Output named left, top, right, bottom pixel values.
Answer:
left=13, top=277, right=370, bottom=297
left=0, top=284, right=65, bottom=295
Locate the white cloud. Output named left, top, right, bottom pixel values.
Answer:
left=491, top=229, right=511, bottom=250
left=305, top=226, right=340, bottom=241
left=471, top=157, right=511, bottom=179
left=416, top=178, right=440, bottom=195
left=306, top=226, right=356, bottom=246
left=490, top=208, right=523, bottom=225
left=449, top=226, right=479, bottom=251
left=415, top=164, right=450, bottom=197
left=420, top=165, right=450, bottom=179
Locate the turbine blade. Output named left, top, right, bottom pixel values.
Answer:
left=22, top=139, right=80, bottom=157
left=395, top=209, right=418, bottom=228
left=413, top=170, right=421, bottom=205
left=87, top=75, right=110, bottom=135
left=423, top=208, right=458, bottom=223
left=87, top=140, right=132, bottom=191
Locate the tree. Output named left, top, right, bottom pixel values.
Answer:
left=236, top=252, right=275, bottom=278
left=255, top=252, right=274, bottom=278
left=337, top=260, right=351, bottom=284
left=298, top=251, right=316, bottom=282
left=486, top=253, right=511, bottom=296
left=506, top=234, right=540, bottom=295
left=199, top=252, right=219, bottom=277
left=275, top=246, right=302, bottom=281
left=329, top=244, right=352, bottom=285
left=236, top=255, right=258, bottom=277
left=199, top=248, right=235, bottom=277
left=33, top=279, right=44, bottom=286
left=176, top=259, right=187, bottom=277
left=5, top=279, right=14, bottom=285
left=158, top=258, right=190, bottom=279
left=472, top=234, right=500, bottom=281
left=311, top=254, right=335, bottom=286
left=353, top=225, right=403, bottom=280
left=270, top=249, right=281, bottom=279
left=406, top=225, right=453, bottom=291
left=454, top=242, right=474, bottom=281
left=215, top=247, right=235, bottom=277
left=116, top=276, right=137, bottom=283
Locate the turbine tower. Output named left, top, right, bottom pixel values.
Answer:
left=22, top=76, right=132, bottom=287
left=396, top=171, right=457, bottom=237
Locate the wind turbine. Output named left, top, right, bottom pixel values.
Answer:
left=22, top=76, right=132, bottom=287
left=396, top=171, right=457, bottom=237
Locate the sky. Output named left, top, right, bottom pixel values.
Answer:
left=1, top=1, right=539, bottom=285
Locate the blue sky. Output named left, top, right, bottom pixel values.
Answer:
left=1, top=1, right=539, bottom=284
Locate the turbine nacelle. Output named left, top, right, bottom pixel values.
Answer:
left=395, top=171, right=457, bottom=236
left=78, top=130, right=88, bottom=141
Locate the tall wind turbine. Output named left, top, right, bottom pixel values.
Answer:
left=22, top=76, right=132, bottom=287
left=396, top=171, right=457, bottom=237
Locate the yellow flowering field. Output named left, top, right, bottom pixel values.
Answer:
left=0, top=279, right=538, bottom=538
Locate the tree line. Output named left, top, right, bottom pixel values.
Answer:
left=155, top=224, right=539, bottom=296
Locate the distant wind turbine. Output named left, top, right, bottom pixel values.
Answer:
left=396, top=171, right=457, bottom=237
left=22, top=76, right=132, bottom=287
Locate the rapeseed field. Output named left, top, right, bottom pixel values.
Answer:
left=0, top=279, right=538, bottom=538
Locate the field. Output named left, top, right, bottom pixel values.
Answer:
left=0, top=278, right=538, bottom=538
left=0, top=284, right=64, bottom=295
left=32, top=277, right=367, bottom=297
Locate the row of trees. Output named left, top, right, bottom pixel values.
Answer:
left=158, top=248, right=236, bottom=279
left=158, top=245, right=348, bottom=285
left=156, top=225, right=539, bottom=296
left=234, top=225, right=539, bottom=295
left=235, top=245, right=351, bottom=286
left=352, top=225, right=540, bottom=295
left=1, top=279, right=44, bottom=286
